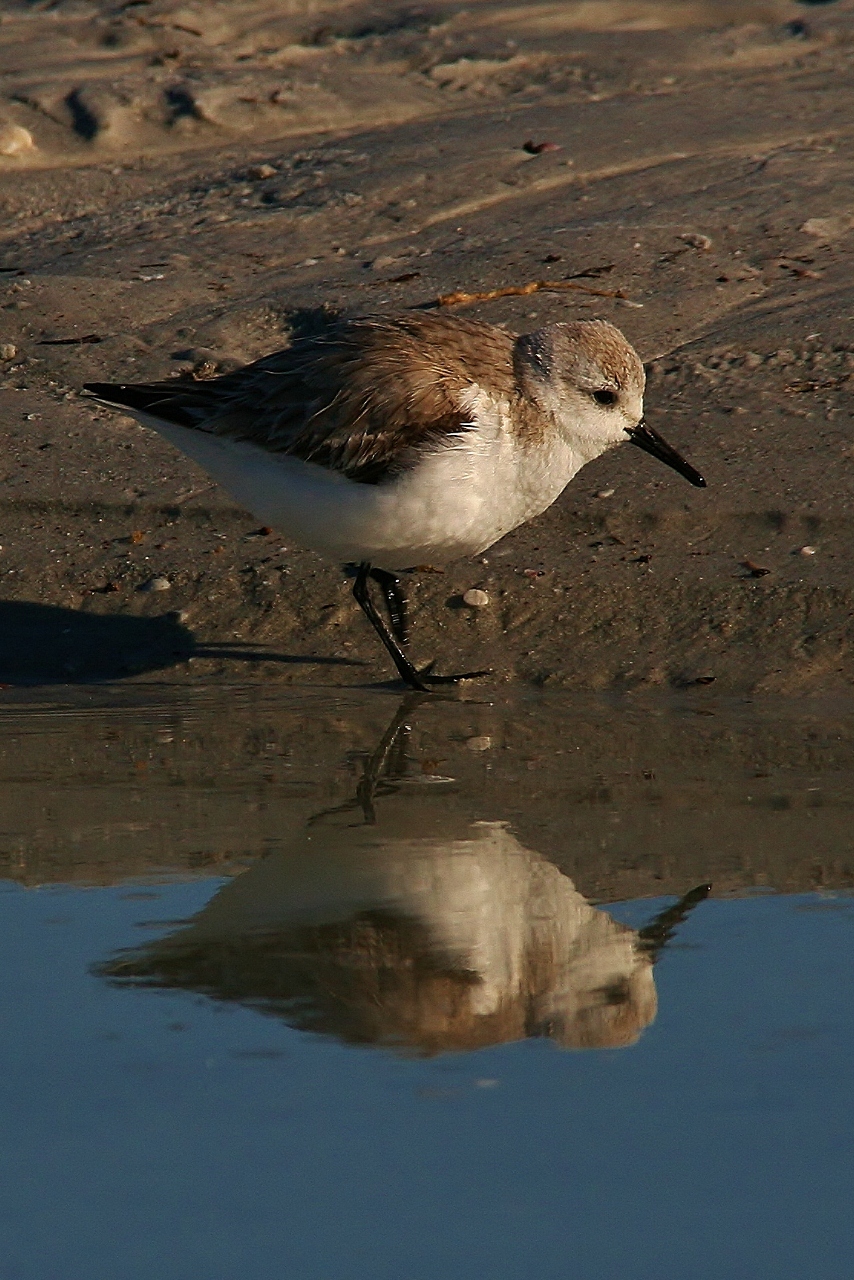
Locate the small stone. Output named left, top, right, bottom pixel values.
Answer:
left=247, top=163, right=277, bottom=179
left=462, top=588, right=489, bottom=608
left=743, top=352, right=763, bottom=370
left=371, top=254, right=404, bottom=271
left=679, top=232, right=713, bottom=251
left=140, top=576, right=172, bottom=592
left=0, top=124, right=35, bottom=157
left=801, top=214, right=854, bottom=241
left=595, top=488, right=615, bottom=499
left=523, top=140, right=561, bottom=155
left=0, top=343, right=16, bottom=360
left=799, top=545, right=817, bottom=556
left=465, top=735, right=492, bottom=752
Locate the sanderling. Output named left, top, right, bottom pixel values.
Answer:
left=85, top=311, right=705, bottom=689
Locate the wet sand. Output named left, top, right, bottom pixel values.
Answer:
left=2, top=687, right=852, bottom=899
left=2, top=0, right=854, bottom=692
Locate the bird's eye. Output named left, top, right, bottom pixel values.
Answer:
left=593, top=389, right=618, bottom=407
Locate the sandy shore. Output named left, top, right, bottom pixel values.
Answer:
left=2, top=0, right=854, bottom=693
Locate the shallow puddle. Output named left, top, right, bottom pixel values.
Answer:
left=1, top=688, right=853, bottom=1279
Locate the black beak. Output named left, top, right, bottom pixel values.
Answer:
left=637, top=883, right=712, bottom=964
left=626, top=421, right=706, bottom=488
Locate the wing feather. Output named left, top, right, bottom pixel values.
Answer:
left=86, top=313, right=518, bottom=484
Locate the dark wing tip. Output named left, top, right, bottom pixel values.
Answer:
left=82, top=381, right=204, bottom=428
left=83, top=381, right=123, bottom=397
left=84, top=382, right=156, bottom=409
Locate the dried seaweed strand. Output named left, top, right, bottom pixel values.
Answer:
left=435, top=279, right=639, bottom=308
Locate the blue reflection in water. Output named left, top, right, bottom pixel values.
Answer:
left=0, top=879, right=852, bottom=1280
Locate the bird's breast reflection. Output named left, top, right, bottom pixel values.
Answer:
left=99, top=816, right=660, bottom=1056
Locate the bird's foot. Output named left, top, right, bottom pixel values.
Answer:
left=416, top=662, right=492, bottom=688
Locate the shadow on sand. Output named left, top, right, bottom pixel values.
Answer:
left=0, top=600, right=361, bottom=684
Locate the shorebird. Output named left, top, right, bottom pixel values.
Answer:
left=85, top=311, right=705, bottom=689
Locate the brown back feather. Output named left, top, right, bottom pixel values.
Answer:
left=124, top=313, right=519, bottom=484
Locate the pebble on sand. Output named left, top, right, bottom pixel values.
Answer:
left=0, top=343, right=16, bottom=361
left=247, top=163, right=277, bottom=179
left=799, top=546, right=817, bottom=556
left=679, top=232, right=713, bottom=250
left=140, top=576, right=172, bottom=592
left=801, top=214, right=854, bottom=242
left=465, top=735, right=493, bottom=752
left=0, top=124, right=35, bottom=157
left=462, top=588, right=489, bottom=608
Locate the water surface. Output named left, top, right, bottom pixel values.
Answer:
left=1, top=688, right=852, bottom=1279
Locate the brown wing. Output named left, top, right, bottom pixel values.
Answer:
left=86, top=313, right=517, bottom=484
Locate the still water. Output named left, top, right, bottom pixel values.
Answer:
left=0, top=687, right=852, bottom=1280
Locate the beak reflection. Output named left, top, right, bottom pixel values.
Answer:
left=626, top=421, right=706, bottom=488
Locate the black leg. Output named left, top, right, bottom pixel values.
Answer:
left=369, top=567, right=409, bottom=646
left=306, top=696, right=427, bottom=824
left=307, top=690, right=431, bottom=826
left=353, top=562, right=430, bottom=691
left=352, top=562, right=491, bottom=691
left=355, top=692, right=424, bottom=822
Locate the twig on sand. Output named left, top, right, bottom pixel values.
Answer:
left=433, top=279, right=642, bottom=308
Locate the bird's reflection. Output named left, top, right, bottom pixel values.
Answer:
left=98, top=697, right=708, bottom=1056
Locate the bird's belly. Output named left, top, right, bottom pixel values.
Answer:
left=376, top=434, right=577, bottom=568
left=143, top=418, right=577, bottom=571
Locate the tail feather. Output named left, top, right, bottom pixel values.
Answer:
left=84, top=381, right=215, bottom=428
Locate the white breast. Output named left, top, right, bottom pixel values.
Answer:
left=135, top=388, right=584, bottom=570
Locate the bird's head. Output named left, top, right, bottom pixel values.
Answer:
left=516, top=319, right=705, bottom=487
